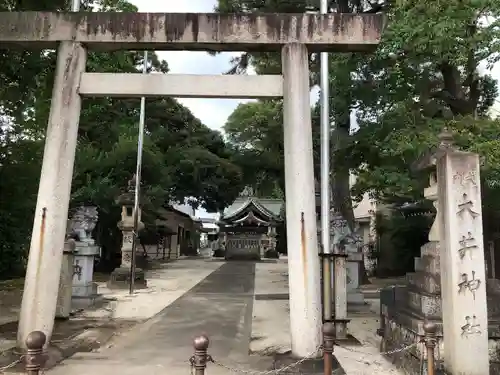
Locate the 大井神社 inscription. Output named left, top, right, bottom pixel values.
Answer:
left=458, top=271, right=481, bottom=299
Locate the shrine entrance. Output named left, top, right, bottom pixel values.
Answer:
left=219, top=197, right=282, bottom=260
left=0, top=10, right=383, bottom=356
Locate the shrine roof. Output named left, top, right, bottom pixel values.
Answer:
left=221, top=197, right=283, bottom=222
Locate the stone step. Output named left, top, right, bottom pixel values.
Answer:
left=404, top=289, right=442, bottom=318
left=414, top=257, right=422, bottom=271
left=414, top=253, right=440, bottom=274
left=383, top=304, right=500, bottom=340
left=406, top=272, right=441, bottom=294
left=384, top=306, right=444, bottom=336
left=420, top=241, right=440, bottom=257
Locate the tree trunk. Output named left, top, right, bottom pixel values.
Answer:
left=332, top=112, right=370, bottom=284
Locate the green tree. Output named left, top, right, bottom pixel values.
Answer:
left=215, top=0, right=390, bottom=228
left=216, top=0, right=500, bottom=279
left=224, top=100, right=285, bottom=197
left=0, top=0, right=244, bottom=277
left=217, top=0, right=500, bottom=212
left=345, top=0, right=500, bottom=204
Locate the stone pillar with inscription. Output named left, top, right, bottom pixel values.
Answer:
left=380, top=130, right=463, bottom=373
left=55, top=238, right=76, bottom=319
left=437, top=130, right=488, bottom=374
left=269, top=226, right=277, bottom=252
left=108, top=176, right=147, bottom=289
left=330, top=210, right=349, bottom=339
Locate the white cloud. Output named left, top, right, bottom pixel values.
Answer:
left=158, top=50, right=254, bottom=130
left=129, top=0, right=254, bottom=131
left=132, top=0, right=500, bottom=130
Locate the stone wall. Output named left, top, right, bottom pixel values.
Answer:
left=380, top=271, right=500, bottom=374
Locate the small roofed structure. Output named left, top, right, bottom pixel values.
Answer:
left=218, top=194, right=283, bottom=260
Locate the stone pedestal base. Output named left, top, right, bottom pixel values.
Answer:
left=347, top=289, right=365, bottom=304
left=72, top=282, right=102, bottom=309
left=381, top=312, right=445, bottom=374
left=107, top=267, right=147, bottom=289
left=72, top=294, right=103, bottom=309
left=73, top=281, right=98, bottom=297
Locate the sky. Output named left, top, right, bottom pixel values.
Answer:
left=129, top=0, right=254, bottom=131
left=129, top=0, right=500, bottom=217
left=129, top=0, right=500, bottom=126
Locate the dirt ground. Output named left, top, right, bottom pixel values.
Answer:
left=0, top=276, right=137, bottom=373
left=0, top=279, right=23, bottom=328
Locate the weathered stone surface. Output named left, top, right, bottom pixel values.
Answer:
left=420, top=241, right=440, bottom=257
left=405, top=290, right=442, bottom=318
left=381, top=314, right=445, bottom=374
left=407, top=272, right=441, bottom=294
left=107, top=267, right=147, bottom=290
left=0, top=12, right=384, bottom=52
left=415, top=253, right=441, bottom=274
left=382, top=314, right=500, bottom=375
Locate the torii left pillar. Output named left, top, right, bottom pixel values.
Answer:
left=17, top=41, right=86, bottom=349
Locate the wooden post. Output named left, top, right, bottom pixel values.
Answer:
left=423, top=321, right=437, bottom=375
left=322, top=322, right=335, bottom=375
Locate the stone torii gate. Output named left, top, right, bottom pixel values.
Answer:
left=0, top=11, right=383, bottom=356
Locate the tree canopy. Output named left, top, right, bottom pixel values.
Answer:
left=0, top=0, right=244, bottom=278
left=216, top=0, right=500, bottom=221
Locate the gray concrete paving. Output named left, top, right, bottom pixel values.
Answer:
left=49, top=261, right=256, bottom=375
left=112, top=261, right=256, bottom=364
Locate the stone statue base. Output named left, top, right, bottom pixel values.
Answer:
left=72, top=282, right=102, bottom=309
left=107, top=267, right=147, bottom=290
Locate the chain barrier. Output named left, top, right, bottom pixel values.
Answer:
left=204, top=345, right=323, bottom=375
left=335, top=341, right=419, bottom=356
left=189, top=341, right=419, bottom=375
left=0, top=356, right=24, bottom=374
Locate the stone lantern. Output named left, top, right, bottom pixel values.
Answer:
left=108, top=175, right=147, bottom=289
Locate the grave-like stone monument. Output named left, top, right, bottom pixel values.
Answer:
left=380, top=129, right=500, bottom=374
left=379, top=150, right=444, bottom=371
left=68, top=206, right=102, bottom=308
left=108, top=176, right=147, bottom=289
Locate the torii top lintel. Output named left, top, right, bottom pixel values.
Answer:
left=0, top=12, right=384, bottom=52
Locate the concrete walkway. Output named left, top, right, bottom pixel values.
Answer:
left=44, top=256, right=404, bottom=375
left=48, top=261, right=257, bottom=375
left=251, top=260, right=405, bottom=375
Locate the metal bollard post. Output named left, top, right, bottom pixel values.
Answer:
left=322, top=322, right=335, bottom=375
left=192, top=335, right=210, bottom=375
left=25, top=331, right=47, bottom=375
left=423, top=321, right=437, bottom=375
